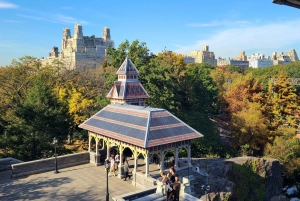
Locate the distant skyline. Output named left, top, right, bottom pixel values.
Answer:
left=1, top=0, right=300, bottom=66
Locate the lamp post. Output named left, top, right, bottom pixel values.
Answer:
left=105, top=159, right=110, bottom=201
left=53, top=137, right=59, bottom=174
left=201, top=185, right=210, bottom=201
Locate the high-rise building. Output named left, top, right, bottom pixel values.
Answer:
left=41, top=23, right=114, bottom=71
left=247, top=53, right=273, bottom=68
left=187, top=45, right=217, bottom=66
left=272, top=49, right=299, bottom=65
left=236, top=51, right=247, bottom=61
left=217, top=58, right=249, bottom=69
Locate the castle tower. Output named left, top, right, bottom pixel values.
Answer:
left=63, top=26, right=71, bottom=38
left=74, top=23, right=83, bottom=39
left=107, top=56, right=149, bottom=106
left=103, top=27, right=111, bottom=41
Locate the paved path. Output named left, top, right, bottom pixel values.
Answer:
left=0, top=164, right=140, bottom=201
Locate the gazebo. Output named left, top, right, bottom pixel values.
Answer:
left=79, top=57, right=203, bottom=185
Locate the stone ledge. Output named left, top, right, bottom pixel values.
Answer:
left=11, top=152, right=89, bottom=178
left=112, top=187, right=157, bottom=201
left=0, top=157, right=23, bottom=172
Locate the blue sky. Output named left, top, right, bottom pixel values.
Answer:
left=1, top=0, right=300, bottom=66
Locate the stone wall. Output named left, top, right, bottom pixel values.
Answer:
left=197, top=157, right=283, bottom=201
left=11, top=151, right=89, bottom=178
left=0, top=157, right=22, bottom=172
left=131, top=171, right=157, bottom=189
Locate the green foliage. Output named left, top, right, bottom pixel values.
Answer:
left=250, top=61, right=300, bottom=92
left=229, top=162, right=266, bottom=201
left=264, top=126, right=300, bottom=180
left=14, top=74, right=71, bottom=160
left=224, top=65, right=243, bottom=73
left=239, top=144, right=253, bottom=157
left=106, top=39, right=151, bottom=69
left=139, top=52, right=224, bottom=157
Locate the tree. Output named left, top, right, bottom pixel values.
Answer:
left=224, top=65, right=243, bottom=73
left=210, top=68, right=242, bottom=111
left=230, top=102, right=268, bottom=154
left=265, top=71, right=300, bottom=139
left=106, top=39, right=151, bottom=69
left=140, top=53, right=223, bottom=156
left=264, top=126, right=300, bottom=180
left=224, top=73, right=265, bottom=114
left=221, top=73, right=268, bottom=154
left=14, top=74, right=71, bottom=160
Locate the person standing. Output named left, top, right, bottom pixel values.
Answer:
left=123, top=160, right=131, bottom=181
left=169, top=167, right=180, bottom=201
left=109, top=155, right=116, bottom=177
left=115, top=153, right=120, bottom=170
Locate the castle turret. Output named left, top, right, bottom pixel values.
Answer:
left=103, top=27, right=111, bottom=41
left=74, top=23, right=83, bottom=39
left=63, top=26, right=71, bottom=38
left=107, top=56, right=149, bottom=106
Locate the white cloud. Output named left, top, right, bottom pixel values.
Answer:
left=53, top=14, right=88, bottom=25
left=17, top=14, right=49, bottom=21
left=17, top=13, right=88, bottom=25
left=0, top=1, right=17, bottom=9
left=175, top=19, right=300, bottom=58
left=187, top=20, right=251, bottom=27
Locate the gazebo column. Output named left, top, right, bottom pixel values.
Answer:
left=88, top=134, right=92, bottom=152
left=106, top=140, right=110, bottom=160
left=145, top=153, right=150, bottom=177
left=174, top=147, right=179, bottom=170
left=133, top=147, right=138, bottom=173
left=95, top=137, right=100, bottom=166
left=160, top=150, right=165, bottom=171
left=118, top=144, right=124, bottom=179
left=187, top=144, right=192, bottom=167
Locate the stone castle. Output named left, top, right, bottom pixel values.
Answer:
left=41, top=23, right=114, bottom=71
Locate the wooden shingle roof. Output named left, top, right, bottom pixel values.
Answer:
left=79, top=104, right=203, bottom=148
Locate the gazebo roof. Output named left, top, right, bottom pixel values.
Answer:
left=107, top=56, right=149, bottom=100
left=106, top=81, right=149, bottom=100
left=116, top=56, right=139, bottom=75
left=79, top=104, right=203, bottom=148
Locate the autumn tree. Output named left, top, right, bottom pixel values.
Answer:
left=265, top=71, right=300, bottom=139
left=210, top=68, right=242, bottom=111
left=224, top=73, right=265, bottom=114
left=230, top=102, right=268, bottom=154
